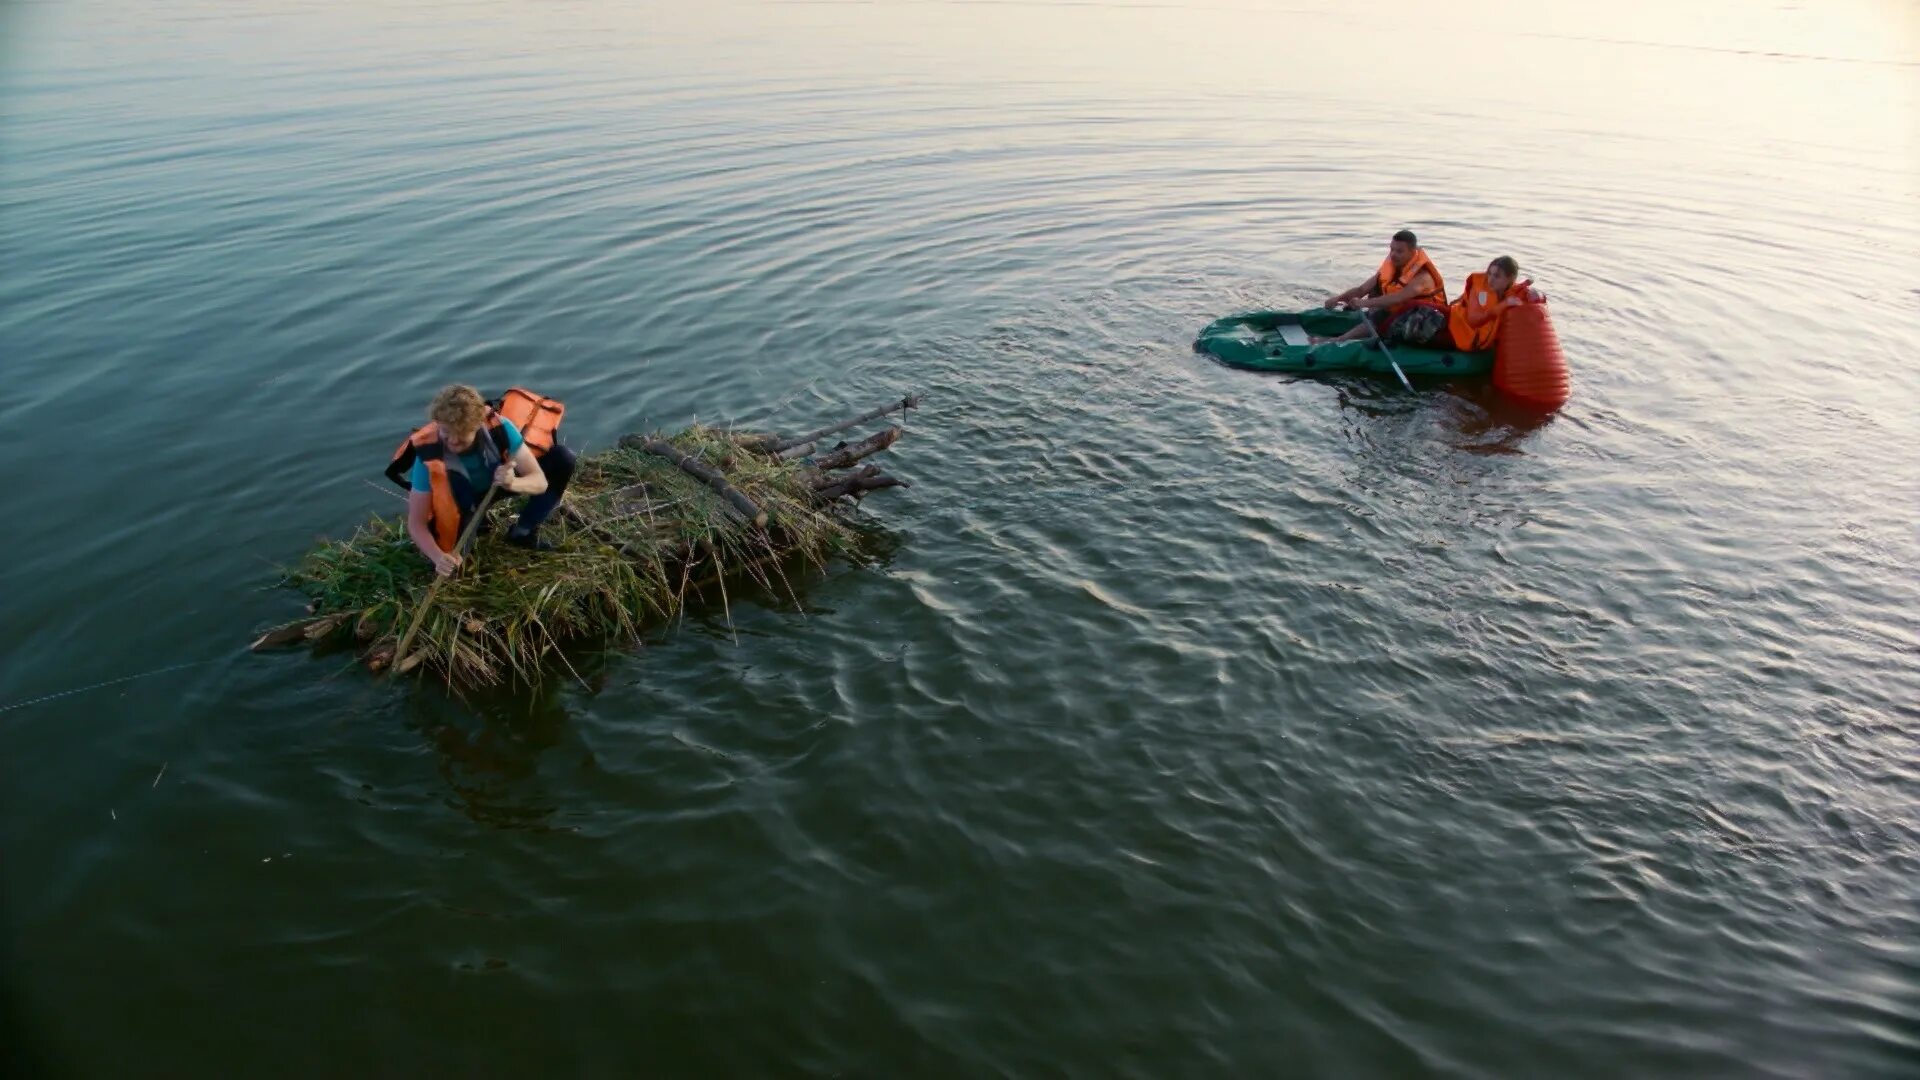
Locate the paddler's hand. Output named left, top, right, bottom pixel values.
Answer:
left=493, top=463, right=517, bottom=490
left=432, top=550, right=462, bottom=577
left=1323, top=296, right=1342, bottom=310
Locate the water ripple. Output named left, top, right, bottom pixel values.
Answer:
left=4, top=0, right=1919, bottom=1075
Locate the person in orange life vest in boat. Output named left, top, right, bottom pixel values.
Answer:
left=1313, top=228, right=1450, bottom=346
left=1440, top=255, right=1542, bottom=351
left=398, top=385, right=576, bottom=576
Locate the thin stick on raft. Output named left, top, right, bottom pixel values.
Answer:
left=392, top=481, right=503, bottom=672
left=810, top=426, right=903, bottom=471
left=688, top=548, right=780, bottom=597
left=771, top=394, right=921, bottom=453
left=620, top=436, right=770, bottom=527
left=553, top=502, right=656, bottom=559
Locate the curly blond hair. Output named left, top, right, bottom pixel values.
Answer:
left=428, top=384, right=489, bottom=434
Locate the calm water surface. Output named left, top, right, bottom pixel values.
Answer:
left=4, top=0, right=1918, bottom=1074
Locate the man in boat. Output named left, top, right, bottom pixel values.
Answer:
left=1312, top=229, right=1449, bottom=345
left=396, top=384, right=575, bottom=576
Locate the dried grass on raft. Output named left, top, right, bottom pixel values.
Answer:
left=267, top=415, right=908, bottom=686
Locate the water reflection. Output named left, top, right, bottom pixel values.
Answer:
left=414, top=681, right=574, bottom=830
left=1325, top=377, right=1557, bottom=455
left=1439, top=386, right=1559, bottom=455
left=401, top=519, right=909, bottom=824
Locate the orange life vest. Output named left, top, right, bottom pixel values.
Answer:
left=1446, top=271, right=1518, bottom=352
left=1377, top=248, right=1447, bottom=311
left=492, top=386, right=565, bottom=455
left=383, top=387, right=566, bottom=553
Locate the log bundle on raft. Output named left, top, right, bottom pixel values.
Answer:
left=252, top=393, right=921, bottom=686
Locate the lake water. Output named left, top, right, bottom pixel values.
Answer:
left=4, top=0, right=1917, bottom=1074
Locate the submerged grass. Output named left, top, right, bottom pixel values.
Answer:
left=288, top=425, right=858, bottom=685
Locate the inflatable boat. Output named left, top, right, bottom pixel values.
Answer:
left=1192, top=309, right=1493, bottom=377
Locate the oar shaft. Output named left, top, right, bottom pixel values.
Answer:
left=391, top=479, right=503, bottom=672
left=1358, top=308, right=1416, bottom=392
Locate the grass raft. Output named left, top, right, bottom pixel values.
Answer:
left=254, top=394, right=920, bottom=686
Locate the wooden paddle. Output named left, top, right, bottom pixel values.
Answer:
left=391, top=452, right=509, bottom=674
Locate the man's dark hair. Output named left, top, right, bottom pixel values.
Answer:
left=1490, top=255, right=1519, bottom=277
left=1392, top=229, right=1418, bottom=247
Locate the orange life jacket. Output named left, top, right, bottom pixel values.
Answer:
left=1377, top=248, right=1447, bottom=311
left=1446, top=271, right=1519, bottom=352
left=383, top=387, right=566, bottom=553
left=491, top=386, right=565, bottom=455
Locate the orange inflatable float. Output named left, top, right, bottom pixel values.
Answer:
left=1492, top=294, right=1570, bottom=411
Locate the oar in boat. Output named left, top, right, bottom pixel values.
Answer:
left=391, top=470, right=506, bottom=674
left=1354, top=306, right=1416, bottom=393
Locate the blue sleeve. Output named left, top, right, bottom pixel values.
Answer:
left=409, top=457, right=429, bottom=491
left=498, top=418, right=525, bottom=457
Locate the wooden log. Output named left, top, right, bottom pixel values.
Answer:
left=620, top=435, right=769, bottom=527
left=251, top=613, right=348, bottom=651
left=814, top=468, right=907, bottom=502
left=772, top=394, right=920, bottom=453
left=251, top=622, right=310, bottom=651
left=728, top=431, right=779, bottom=452
left=854, top=475, right=906, bottom=495
left=810, top=426, right=902, bottom=471
left=364, top=640, right=396, bottom=673
left=831, top=475, right=905, bottom=502
left=813, top=464, right=880, bottom=492
left=305, top=613, right=349, bottom=641
left=775, top=441, right=815, bottom=462
left=813, top=475, right=864, bottom=502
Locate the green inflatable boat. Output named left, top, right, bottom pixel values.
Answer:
left=1194, top=309, right=1493, bottom=377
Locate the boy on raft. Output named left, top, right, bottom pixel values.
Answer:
left=391, top=384, right=576, bottom=576
left=1313, top=230, right=1538, bottom=350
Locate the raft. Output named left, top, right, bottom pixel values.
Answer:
left=251, top=394, right=920, bottom=687
left=1193, top=309, right=1493, bottom=377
